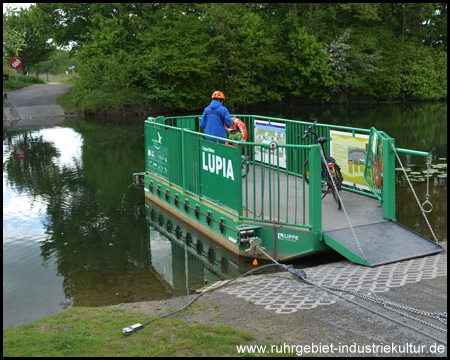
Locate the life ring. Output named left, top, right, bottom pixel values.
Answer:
left=225, top=117, right=248, bottom=147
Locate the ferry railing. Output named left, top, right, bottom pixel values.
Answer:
left=236, top=140, right=322, bottom=233
left=145, top=119, right=322, bottom=233
left=149, top=114, right=426, bottom=230
left=232, top=115, right=376, bottom=198
left=364, top=126, right=431, bottom=221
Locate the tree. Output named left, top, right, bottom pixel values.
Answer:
left=422, top=3, right=447, bottom=50
left=35, top=3, right=447, bottom=110
left=3, top=5, right=56, bottom=75
left=203, top=3, right=283, bottom=107
left=138, top=4, right=216, bottom=109
left=3, top=6, right=27, bottom=60
left=283, top=25, right=335, bottom=101
left=400, top=46, right=447, bottom=100
left=35, top=3, right=97, bottom=53
left=324, top=28, right=382, bottom=97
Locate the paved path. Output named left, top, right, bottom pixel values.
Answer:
left=3, top=83, right=73, bottom=126
left=206, top=250, right=447, bottom=312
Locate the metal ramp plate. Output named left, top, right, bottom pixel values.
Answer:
left=324, top=221, right=444, bottom=267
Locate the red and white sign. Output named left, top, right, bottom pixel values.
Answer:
left=14, top=148, right=26, bottom=160
left=10, top=57, right=22, bottom=70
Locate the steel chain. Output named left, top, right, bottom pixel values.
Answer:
left=422, top=156, right=433, bottom=213
left=318, top=282, right=447, bottom=333
left=390, top=142, right=438, bottom=243
left=319, top=148, right=368, bottom=262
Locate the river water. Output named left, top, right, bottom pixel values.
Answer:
left=3, top=102, right=447, bottom=329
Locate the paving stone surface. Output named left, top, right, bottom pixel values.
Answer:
left=204, top=251, right=447, bottom=314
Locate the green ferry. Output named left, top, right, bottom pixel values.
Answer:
left=133, top=115, right=443, bottom=267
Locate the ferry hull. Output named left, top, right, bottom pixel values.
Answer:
left=140, top=172, right=330, bottom=262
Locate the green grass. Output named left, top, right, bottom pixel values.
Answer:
left=3, top=307, right=269, bottom=357
left=55, top=91, right=80, bottom=112
left=3, top=76, right=46, bottom=92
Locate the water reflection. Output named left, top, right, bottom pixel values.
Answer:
left=143, top=200, right=250, bottom=296
left=3, top=121, right=151, bottom=329
left=2, top=103, right=447, bottom=330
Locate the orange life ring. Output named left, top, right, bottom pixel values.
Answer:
left=225, top=117, right=248, bottom=147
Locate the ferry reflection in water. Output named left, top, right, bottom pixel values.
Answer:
left=140, top=199, right=258, bottom=296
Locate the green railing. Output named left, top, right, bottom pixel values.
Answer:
left=161, top=114, right=375, bottom=189
left=146, top=115, right=420, bottom=232
left=145, top=118, right=323, bottom=233
left=363, top=126, right=430, bottom=221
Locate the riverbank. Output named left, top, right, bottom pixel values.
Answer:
left=3, top=247, right=447, bottom=357
left=3, top=83, right=77, bottom=127
left=109, top=249, right=447, bottom=356
left=3, top=81, right=445, bottom=121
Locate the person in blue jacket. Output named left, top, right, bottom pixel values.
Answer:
left=200, top=91, right=233, bottom=143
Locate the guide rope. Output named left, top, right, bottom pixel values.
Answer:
left=390, top=142, right=438, bottom=244
left=319, top=147, right=368, bottom=262
left=272, top=147, right=278, bottom=260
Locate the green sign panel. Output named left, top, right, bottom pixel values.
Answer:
left=145, top=125, right=169, bottom=178
left=364, top=128, right=384, bottom=199
left=200, top=140, right=238, bottom=209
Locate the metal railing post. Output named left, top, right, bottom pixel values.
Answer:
left=181, top=128, right=186, bottom=194
left=308, top=145, right=322, bottom=235
left=236, top=143, right=242, bottom=217
left=382, top=137, right=396, bottom=221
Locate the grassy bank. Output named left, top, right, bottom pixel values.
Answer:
left=3, top=76, right=46, bottom=93
left=3, top=306, right=273, bottom=357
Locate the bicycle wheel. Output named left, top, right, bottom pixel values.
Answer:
left=329, top=182, right=342, bottom=210
left=305, top=159, right=327, bottom=193
left=242, top=161, right=249, bottom=178
left=333, top=164, right=343, bottom=190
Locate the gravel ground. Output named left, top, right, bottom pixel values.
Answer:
left=110, top=270, right=447, bottom=357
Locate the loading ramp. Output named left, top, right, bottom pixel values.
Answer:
left=324, top=221, right=444, bottom=267
left=243, top=165, right=444, bottom=267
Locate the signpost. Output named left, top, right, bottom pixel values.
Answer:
left=10, top=57, right=22, bottom=81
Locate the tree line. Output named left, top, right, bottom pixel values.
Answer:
left=4, top=3, right=447, bottom=111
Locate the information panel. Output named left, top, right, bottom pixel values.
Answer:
left=200, top=140, right=238, bottom=209
left=254, top=120, right=286, bottom=168
left=330, top=130, right=369, bottom=190
left=146, top=126, right=169, bottom=178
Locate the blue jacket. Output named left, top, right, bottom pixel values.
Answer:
left=200, top=100, right=233, bottom=143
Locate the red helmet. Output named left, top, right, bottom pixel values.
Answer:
left=211, top=91, right=225, bottom=100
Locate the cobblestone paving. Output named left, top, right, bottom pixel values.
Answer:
left=14, top=105, right=65, bottom=119
left=205, top=252, right=447, bottom=314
